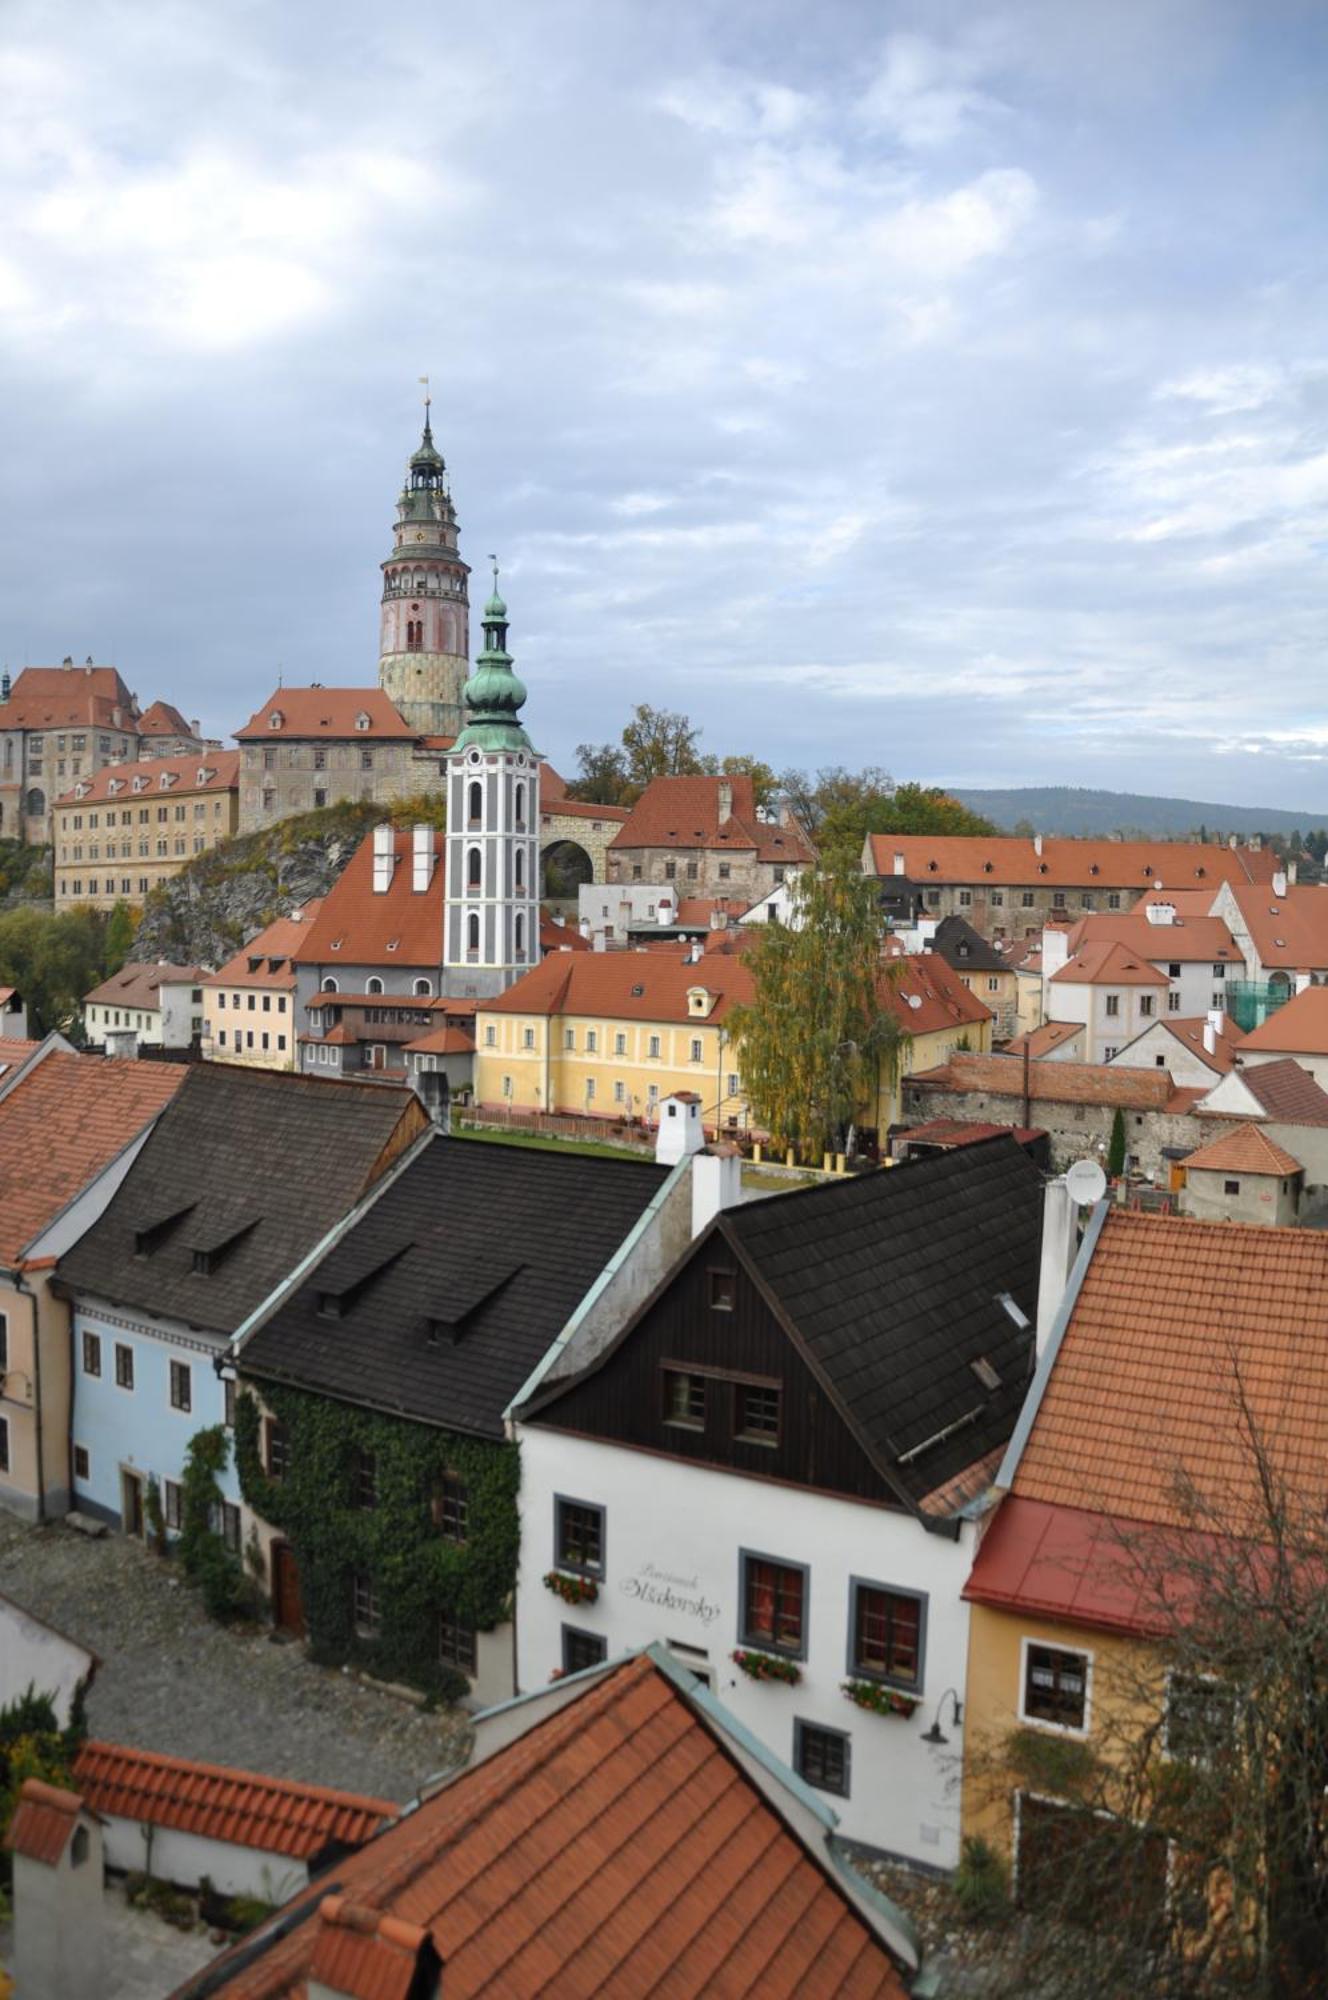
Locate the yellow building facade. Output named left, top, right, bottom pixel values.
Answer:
left=200, top=905, right=322, bottom=1074
left=53, top=749, right=240, bottom=912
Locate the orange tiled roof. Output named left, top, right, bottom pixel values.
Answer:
left=205, top=906, right=324, bottom=990
left=235, top=688, right=415, bottom=742
left=5, top=1778, right=83, bottom=1866
left=866, top=833, right=1275, bottom=890
left=884, top=952, right=993, bottom=1035
left=1007, top=1021, right=1083, bottom=1057
left=72, top=1740, right=394, bottom=1859
left=0, top=1035, right=40, bottom=1073
left=0, top=1050, right=184, bottom=1264
left=479, top=946, right=755, bottom=1024
left=1150, top=1014, right=1241, bottom=1073
left=1064, top=911, right=1241, bottom=963
left=1182, top=1125, right=1302, bottom=1176
left=1013, top=1211, right=1328, bottom=1530
left=609, top=774, right=814, bottom=865
left=192, top=1651, right=912, bottom=1999
left=55, top=748, right=239, bottom=807
left=1222, top=881, right=1328, bottom=970
left=299, top=829, right=443, bottom=968
left=1239, top=982, right=1328, bottom=1055
left=138, top=699, right=195, bottom=737
left=0, top=664, right=138, bottom=732
left=538, top=911, right=590, bottom=953
left=1199, top=1056, right=1328, bottom=1127
left=402, top=1025, right=476, bottom=1056
left=909, top=1050, right=1182, bottom=1111
left=1050, top=940, right=1169, bottom=988
left=83, top=961, right=207, bottom=1010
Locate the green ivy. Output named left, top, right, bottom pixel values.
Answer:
left=235, top=1385, right=519, bottom=1698
left=180, top=1426, right=250, bottom=1621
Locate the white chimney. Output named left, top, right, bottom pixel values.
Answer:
left=656, top=891, right=676, bottom=928
left=893, top=851, right=906, bottom=876
left=691, top=1146, right=742, bottom=1237
left=1145, top=901, right=1176, bottom=927
left=1041, top=926, right=1071, bottom=978
left=412, top=824, right=432, bottom=893
left=372, top=823, right=395, bottom=895
left=1203, top=1018, right=1217, bottom=1056
left=1272, top=869, right=1288, bottom=898
left=717, top=780, right=733, bottom=825
left=1033, top=833, right=1043, bottom=857
left=579, top=918, right=592, bottom=940
left=655, top=1092, right=704, bottom=1166
left=1036, top=1179, right=1076, bottom=1357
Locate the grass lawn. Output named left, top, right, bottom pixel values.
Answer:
left=451, top=1123, right=650, bottom=1163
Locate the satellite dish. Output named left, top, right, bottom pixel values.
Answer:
left=1065, top=1159, right=1108, bottom=1207
left=907, top=993, right=923, bottom=1010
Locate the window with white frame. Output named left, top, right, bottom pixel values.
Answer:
left=1021, top=1639, right=1090, bottom=1732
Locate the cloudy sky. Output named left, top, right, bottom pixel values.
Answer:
left=2, top=0, right=1327, bottom=808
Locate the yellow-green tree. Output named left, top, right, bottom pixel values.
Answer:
left=727, top=868, right=907, bottom=1158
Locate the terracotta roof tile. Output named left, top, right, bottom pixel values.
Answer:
left=1182, top=1125, right=1302, bottom=1176
left=1007, top=1021, right=1083, bottom=1057
left=5, top=1778, right=84, bottom=1866
left=909, top=1051, right=1177, bottom=1110
left=205, top=906, right=324, bottom=990
left=883, top=953, right=993, bottom=1035
left=1222, top=881, right=1328, bottom=970
left=1229, top=1057, right=1328, bottom=1126
left=1050, top=940, right=1169, bottom=987
left=235, top=688, right=414, bottom=741
left=609, top=775, right=814, bottom=865
left=539, top=912, right=590, bottom=953
left=1148, top=1014, right=1241, bottom=1073
left=402, top=1025, right=476, bottom=1056
left=1239, top=983, right=1328, bottom=1055
left=299, top=829, right=444, bottom=968
left=0, top=1051, right=184, bottom=1264
left=1063, top=912, right=1241, bottom=963
left=1014, top=1210, right=1328, bottom=1530
left=138, top=699, right=195, bottom=737
left=866, top=834, right=1275, bottom=890
left=480, top=947, right=755, bottom=1025
left=183, top=1653, right=912, bottom=2000
left=84, top=961, right=207, bottom=1009
left=72, top=1741, right=394, bottom=1858
left=0, top=664, right=137, bottom=731
left=0, top=1035, right=40, bottom=1073
left=55, top=749, right=238, bottom=807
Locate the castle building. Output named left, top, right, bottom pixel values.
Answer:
left=0, top=664, right=142, bottom=845
left=442, top=578, right=541, bottom=999
left=376, top=401, right=471, bottom=738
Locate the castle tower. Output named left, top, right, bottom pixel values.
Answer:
left=443, top=571, right=540, bottom=999
left=377, top=397, right=471, bottom=737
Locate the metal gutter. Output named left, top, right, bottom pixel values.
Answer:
left=994, top=1194, right=1110, bottom=1491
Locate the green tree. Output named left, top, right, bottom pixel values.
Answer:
left=103, top=899, right=136, bottom=973
left=699, top=754, right=779, bottom=812
left=778, top=768, right=997, bottom=865
left=568, top=741, right=632, bottom=805
left=620, top=704, right=705, bottom=791
left=0, top=903, right=117, bottom=1036
left=727, top=867, right=908, bottom=1158
left=1107, top=1108, right=1126, bottom=1180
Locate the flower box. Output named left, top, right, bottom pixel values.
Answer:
left=543, top=1569, right=599, bottom=1606
left=732, top=1647, right=801, bottom=1685
left=841, top=1678, right=919, bottom=1718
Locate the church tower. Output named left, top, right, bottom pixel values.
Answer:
left=377, top=397, right=470, bottom=737
left=443, top=572, right=540, bottom=999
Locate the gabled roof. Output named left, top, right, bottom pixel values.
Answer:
left=238, top=1134, right=669, bottom=1440
left=204, top=905, right=324, bottom=990
left=55, top=748, right=238, bottom=807
left=1145, top=1014, right=1241, bottom=1074
left=1006, top=1210, right=1328, bottom=1531
left=479, top=947, right=755, bottom=1024
left=402, top=1024, right=476, bottom=1056
left=298, top=827, right=443, bottom=968
left=0, top=664, right=138, bottom=732
left=72, top=1741, right=393, bottom=1859
left=1182, top=1125, right=1302, bottom=1176
left=929, top=913, right=1010, bottom=973
left=1007, top=1021, right=1084, bottom=1058
left=1062, top=911, right=1241, bottom=964
left=1228, top=1056, right=1328, bottom=1127
left=1238, top=982, right=1328, bottom=1055
left=56, top=1066, right=425, bottom=1336
left=5, top=1779, right=86, bottom=1866
left=137, top=699, right=195, bottom=737
left=527, top=1137, right=1043, bottom=1516
left=0, top=1050, right=185, bottom=1265
left=609, top=774, right=815, bottom=865
left=83, top=961, right=206, bottom=1010
left=865, top=834, right=1275, bottom=890
left=1050, top=940, right=1168, bottom=987
left=174, top=1650, right=915, bottom=2000
left=910, top=1050, right=1185, bottom=1112
left=235, top=688, right=415, bottom=741
left=882, top=951, right=994, bottom=1035
left=0, top=1034, right=41, bottom=1079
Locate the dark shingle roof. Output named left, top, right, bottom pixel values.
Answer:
left=930, top=914, right=1011, bottom=974
left=56, top=1066, right=424, bottom=1335
left=724, top=1137, right=1044, bottom=1508
left=238, top=1136, right=670, bottom=1439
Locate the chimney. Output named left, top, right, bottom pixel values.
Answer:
left=103, top=1027, right=139, bottom=1061
left=6, top=1780, right=106, bottom=2000
left=1272, top=868, right=1288, bottom=898
left=190, top=717, right=200, bottom=736
left=412, top=824, right=433, bottom=893
left=372, top=823, right=395, bottom=895
left=1144, top=901, right=1175, bottom=927
left=1036, top=1179, right=1076, bottom=1357
left=1203, top=1017, right=1217, bottom=1056
left=717, top=780, right=733, bottom=825
left=893, top=851, right=905, bottom=876
left=656, top=890, right=675, bottom=928
left=1033, top=833, right=1043, bottom=857
left=1040, top=926, right=1070, bottom=978
left=655, top=1092, right=704, bottom=1166
left=691, top=1144, right=742, bottom=1237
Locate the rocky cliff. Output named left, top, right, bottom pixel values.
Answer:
left=131, top=796, right=446, bottom=968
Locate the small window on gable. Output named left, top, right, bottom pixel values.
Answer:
left=268, top=711, right=283, bottom=730
left=355, top=712, right=371, bottom=731
left=708, top=1269, right=735, bottom=1312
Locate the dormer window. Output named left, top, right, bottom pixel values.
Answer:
left=197, top=767, right=214, bottom=785
left=108, top=778, right=123, bottom=795
left=268, top=711, right=284, bottom=730
left=686, top=987, right=713, bottom=1017
left=132, top=776, right=147, bottom=793
left=355, top=712, right=371, bottom=731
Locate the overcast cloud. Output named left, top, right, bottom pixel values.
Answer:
left=2, top=0, right=1327, bottom=808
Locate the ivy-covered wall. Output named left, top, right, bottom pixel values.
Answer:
left=235, top=1383, right=519, bottom=1699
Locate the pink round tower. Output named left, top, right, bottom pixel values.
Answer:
left=377, top=401, right=471, bottom=737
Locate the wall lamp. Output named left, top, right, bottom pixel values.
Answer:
left=921, top=1688, right=964, bottom=1745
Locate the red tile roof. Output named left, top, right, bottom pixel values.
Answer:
left=72, top=1741, right=394, bottom=1858
left=538, top=911, right=590, bottom=953
left=188, top=1652, right=912, bottom=1999
left=0, top=1035, right=40, bottom=1073
left=0, top=1050, right=184, bottom=1264
left=5, top=1778, right=84, bottom=1866
left=1182, top=1125, right=1302, bottom=1176
left=1006, top=1021, right=1083, bottom=1058
left=205, top=907, right=324, bottom=990
left=479, top=946, right=755, bottom=1024
left=1147, top=1014, right=1241, bottom=1073
left=610, top=774, right=815, bottom=865
left=299, top=829, right=443, bottom=968
left=402, top=1025, right=476, bottom=1056
left=55, top=748, right=239, bottom=808
left=1239, top=983, right=1328, bottom=1055
left=884, top=952, right=993, bottom=1035
left=83, top=961, right=207, bottom=1009
left=0, top=664, right=138, bottom=732
left=138, top=700, right=195, bottom=737
left=307, top=1901, right=433, bottom=2000
left=865, top=834, right=1275, bottom=890
left=235, top=689, right=415, bottom=741
left=1050, top=940, right=1169, bottom=988
left=1211, top=1056, right=1328, bottom=1127
left=1063, top=911, right=1240, bottom=963
left=964, top=1496, right=1174, bottom=1635
left=1221, top=881, right=1328, bottom=970
left=909, top=1050, right=1182, bottom=1111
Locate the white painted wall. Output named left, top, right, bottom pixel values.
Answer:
left=0, top=1595, right=95, bottom=1724
left=99, top=1816, right=309, bottom=1902
left=1107, top=1021, right=1224, bottom=1088
left=11, top=1809, right=104, bottom=2000
left=515, top=1427, right=974, bottom=1867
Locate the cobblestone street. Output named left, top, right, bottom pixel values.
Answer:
left=0, top=1515, right=471, bottom=1803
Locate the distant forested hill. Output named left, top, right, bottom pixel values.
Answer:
left=948, top=786, right=1328, bottom=840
